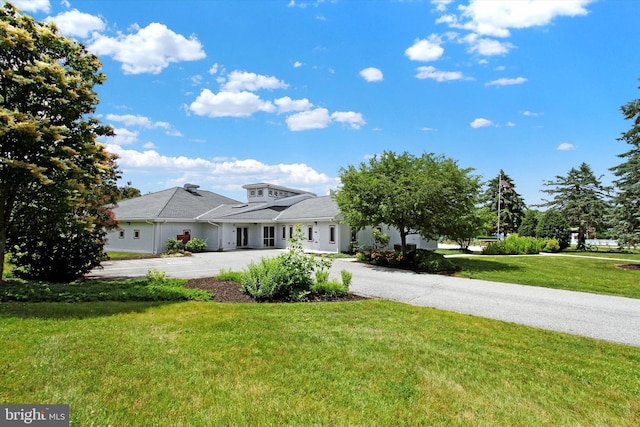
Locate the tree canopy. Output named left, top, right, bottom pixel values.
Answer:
left=609, top=81, right=640, bottom=248
left=334, top=151, right=480, bottom=254
left=539, top=162, right=610, bottom=249
left=0, top=3, right=118, bottom=280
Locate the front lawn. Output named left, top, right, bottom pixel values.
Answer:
left=1, top=300, right=638, bottom=425
left=451, top=255, right=640, bottom=299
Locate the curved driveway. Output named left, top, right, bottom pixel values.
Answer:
left=90, top=251, right=640, bottom=347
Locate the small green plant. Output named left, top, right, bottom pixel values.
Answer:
left=146, top=268, right=167, bottom=284
left=185, top=238, right=207, bottom=253
left=164, top=238, right=184, bottom=254
left=315, top=269, right=330, bottom=284
left=310, top=280, right=349, bottom=297
left=217, top=269, right=244, bottom=282
left=340, top=269, right=352, bottom=288
left=372, top=228, right=390, bottom=249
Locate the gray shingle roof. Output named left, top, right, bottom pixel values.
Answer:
left=276, top=196, right=341, bottom=221
left=112, top=187, right=242, bottom=220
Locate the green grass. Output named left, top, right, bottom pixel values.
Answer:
left=107, top=251, right=158, bottom=259
left=559, top=251, right=640, bottom=261
left=0, top=278, right=212, bottom=302
left=0, top=300, right=638, bottom=426
left=451, top=255, right=640, bottom=299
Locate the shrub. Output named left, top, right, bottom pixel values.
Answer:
left=146, top=268, right=168, bottom=284
left=341, top=269, right=353, bottom=288
left=217, top=269, right=244, bottom=282
left=165, top=238, right=184, bottom=254
left=311, top=281, right=349, bottom=297
left=241, top=225, right=333, bottom=302
left=185, top=238, right=207, bottom=253
left=542, top=238, right=560, bottom=253
left=413, top=250, right=458, bottom=273
left=482, top=234, right=547, bottom=255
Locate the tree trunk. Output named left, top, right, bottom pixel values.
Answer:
left=400, top=228, right=407, bottom=256
left=577, top=226, right=586, bottom=250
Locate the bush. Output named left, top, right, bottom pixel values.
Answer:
left=185, top=238, right=207, bottom=253
left=241, top=225, right=329, bottom=302
left=165, top=238, right=184, bottom=254
left=217, top=269, right=244, bottom=282
left=542, top=238, right=560, bottom=253
left=311, top=281, right=349, bottom=297
left=356, top=249, right=457, bottom=273
left=482, top=234, right=547, bottom=255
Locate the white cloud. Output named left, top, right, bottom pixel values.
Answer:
left=11, top=0, right=50, bottom=13
left=143, top=142, right=156, bottom=149
left=431, top=0, right=453, bottom=12
left=486, top=77, right=527, bottom=86
left=88, top=23, right=206, bottom=74
left=189, top=89, right=275, bottom=118
left=221, top=71, right=289, bottom=93
left=451, top=0, right=592, bottom=37
left=415, top=66, right=464, bottom=82
left=331, top=111, right=366, bottom=129
left=106, top=144, right=337, bottom=195
left=107, top=128, right=139, bottom=145
left=465, top=35, right=513, bottom=56
left=106, top=114, right=159, bottom=128
left=44, top=9, right=106, bottom=38
left=293, top=61, right=303, bottom=68
left=557, top=142, right=576, bottom=151
left=470, top=118, right=494, bottom=128
left=208, top=63, right=219, bottom=75
left=359, top=67, right=384, bottom=82
left=506, top=122, right=516, bottom=127
left=421, top=127, right=434, bottom=131
left=405, top=35, right=444, bottom=62
left=523, top=110, right=542, bottom=116
left=274, top=96, right=313, bottom=113
left=286, top=108, right=332, bottom=131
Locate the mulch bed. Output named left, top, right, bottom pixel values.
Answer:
left=183, top=277, right=368, bottom=303
left=615, top=264, right=640, bottom=271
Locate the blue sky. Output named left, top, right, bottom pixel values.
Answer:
left=11, top=0, right=640, bottom=205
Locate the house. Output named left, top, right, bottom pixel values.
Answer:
left=106, top=183, right=436, bottom=254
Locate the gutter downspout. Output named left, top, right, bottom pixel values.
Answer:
left=207, top=221, right=221, bottom=251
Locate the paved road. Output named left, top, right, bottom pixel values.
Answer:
left=89, top=251, right=640, bottom=347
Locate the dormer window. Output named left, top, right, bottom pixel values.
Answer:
left=258, top=189, right=263, bottom=196
left=250, top=190, right=256, bottom=196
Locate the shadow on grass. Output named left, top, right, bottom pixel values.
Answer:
left=0, top=300, right=179, bottom=320
left=449, top=257, right=523, bottom=274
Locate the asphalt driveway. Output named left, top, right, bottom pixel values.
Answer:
left=89, top=250, right=640, bottom=347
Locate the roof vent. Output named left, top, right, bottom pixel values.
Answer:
left=184, top=183, right=200, bottom=194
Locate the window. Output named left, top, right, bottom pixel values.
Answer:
left=250, top=190, right=256, bottom=196
left=183, top=229, right=191, bottom=236
left=119, top=230, right=125, bottom=239
left=329, top=225, right=336, bottom=244
left=269, top=190, right=273, bottom=196
left=282, top=226, right=286, bottom=239
left=288, top=226, right=293, bottom=239
left=263, top=226, right=275, bottom=247
left=133, top=229, right=140, bottom=239
left=350, top=229, right=357, bottom=242
left=258, top=189, right=263, bottom=196
left=307, top=226, right=313, bottom=241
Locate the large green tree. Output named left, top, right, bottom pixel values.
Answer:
left=482, top=170, right=526, bottom=237
left=334, top=151, right=480, bottom=254
left=609, top=82, right=640, bottom=248
left=0, top=3, right=118, bottom=280
left=539, top=163, right=611, bottom=250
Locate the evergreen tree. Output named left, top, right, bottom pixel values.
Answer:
left=518, top=209, right=540, bottom=237
left=536, top=210, right=571, bottom=250
left=481, top=170, right=526, bottom=237
left=539, top=163, right=611, bottom=250
left=609, top=81, right=640, bottom=248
